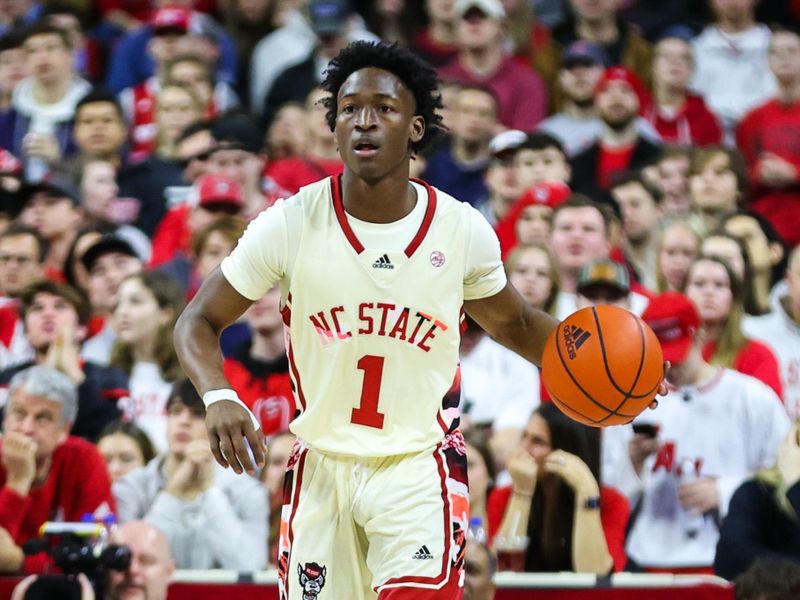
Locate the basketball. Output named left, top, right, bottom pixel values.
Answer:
left=542, top=305, right=664, bottom=427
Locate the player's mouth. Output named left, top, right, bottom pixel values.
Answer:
left=353, top=138, right=380, bottom=158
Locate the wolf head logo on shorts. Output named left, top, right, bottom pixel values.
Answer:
left=298, top=562, right=327, bottom=599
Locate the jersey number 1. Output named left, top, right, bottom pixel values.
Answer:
left=351, top=355, right=385, bottom=429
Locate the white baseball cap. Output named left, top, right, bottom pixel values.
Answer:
left=455, top=0, right=506, bottom=19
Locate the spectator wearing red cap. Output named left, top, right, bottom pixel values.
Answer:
left=118, top=8, right=239, bottom=162
left=150, top=174, right=244, bottom=268
left=691, top=0, right=776, bottom=142
left=495, top=180, right=570, bottom=258
left=737, top=28, right=800, bottom=248
left=570, top=66, right=662, bottom=207
left=106, top=0, right=239, bottom=94
left=603, top=291, right=790, bottom=573
left=537, top=41, right=661, bottom=157
left=646, top=37, right=723, bottom=146
left=533, top=0, right=652, bottom=113
left=439, top=0, right=548, bottom=131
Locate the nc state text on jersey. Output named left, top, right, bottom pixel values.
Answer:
left=308, top=303, right=449, bottom=352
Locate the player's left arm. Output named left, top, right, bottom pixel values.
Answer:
left=464, top=283, right=559, bottom=367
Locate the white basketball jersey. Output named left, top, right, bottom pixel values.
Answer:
left=221, top=176, right=506, bottom=456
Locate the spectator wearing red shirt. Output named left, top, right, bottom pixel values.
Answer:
left=439, top=0, right=548, bottom=131
left=569, top=67, right=661, bottom=207
left=264, top=87, right=343, bottom=196
left=0, top=366, right=115, bottom=573
left=489, top=403, right=629, bottom=573
left=223, top=287, right=294, bottom=438
left=737, top=28, right=800, bottom=247
left=683, top=255, right=784, bottom=400
left=150, top=174, right=244, bottom=268
left=645, top=37, right=722, bottom=146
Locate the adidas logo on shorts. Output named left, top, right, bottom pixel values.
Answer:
left=412, top=545, right=434, bottom=560
left=372, top=254, right=394, bottom=269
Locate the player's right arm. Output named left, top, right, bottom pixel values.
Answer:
left=174, top=200, right=291, bottom=475
left=174, top=271, right=260, bottom=474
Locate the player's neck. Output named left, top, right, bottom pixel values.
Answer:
left=341, top=168, right=417, bottom=223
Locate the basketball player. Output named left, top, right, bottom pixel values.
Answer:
left=174, top=42, right=660, bottom=599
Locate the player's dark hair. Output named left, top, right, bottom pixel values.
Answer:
left=321, top=41, right=445, bottom=153
left=523, top=402, right=602, bottom=572
left=98, top=419, right=157, bottom=465
left=75, top=88, right=125, bottom=122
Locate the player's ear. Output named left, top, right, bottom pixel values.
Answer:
left=410, top=115, right=424, bottom=144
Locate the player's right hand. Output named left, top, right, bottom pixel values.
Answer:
left=206, top=400, right=265, bottom=476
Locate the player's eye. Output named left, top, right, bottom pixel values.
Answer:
left=378, top=105, right=393, bottom=113
left=342, top=105, right=355, bottom=114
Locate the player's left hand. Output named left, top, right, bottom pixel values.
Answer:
left=206, top=400, right=265, bottom=476
left=678, top=477, right=719, bottom=513
left=649, top=361, right=671, bottom=410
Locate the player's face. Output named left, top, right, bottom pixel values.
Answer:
left=521, top=413, right=551, bottom=469
left=508, top=246, right=553, bottom=310
left=685, top=259, right=733, bottom=326
left=334, top=67, right=424, bottom=184
left=550, top=207, right=610, bottom=272
left=99, top=432, right=146, bottom=482
left=658, top=225, right=699, bottom=292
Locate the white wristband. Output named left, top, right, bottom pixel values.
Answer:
left=202, top=388, right=261, bottom=432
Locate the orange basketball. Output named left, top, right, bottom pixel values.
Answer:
left=541, top=305, right=664, bottom=427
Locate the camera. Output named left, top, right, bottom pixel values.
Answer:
left=21, top=521, right=132, bottom=600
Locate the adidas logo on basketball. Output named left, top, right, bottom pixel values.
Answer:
left=563, top=325, right=592, bottom=359
left=372, top=254, right=394, bottom=269
left=412, top=545, right=434, bottom=560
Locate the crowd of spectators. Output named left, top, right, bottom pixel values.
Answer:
left=1, top=0, right=800, bottom=597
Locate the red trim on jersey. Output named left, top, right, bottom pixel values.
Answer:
left=331, top=175, right=365, bottom=254
left=287, top=341, right=306, bottom=411
left=282, top=292, right=293, bottom=327
left=330, top=175, right=438, bottom=258
left=285, top=448, right=308, bottom=600
left=437, top=413, right=450, bottom=435
left=378, top=445, right=451, bottom=590
left=404, top=179, right=437, bottom=258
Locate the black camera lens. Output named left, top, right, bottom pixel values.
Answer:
left=101, top=544, right=132, bottom=571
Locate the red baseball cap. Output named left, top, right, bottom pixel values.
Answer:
left=640, top=291, right=700, bottom=364
left=524, top=181, right=571, bottom=209
left=595, top=66, right=650, bottom=114
left=152, top=7, right=190, bottom=34
left=194, top=174, right=243, bottom=212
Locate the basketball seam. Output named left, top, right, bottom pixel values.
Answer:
left=553, top=322, right=640, bottom=420
left=591, top=308, right=654, bottom=400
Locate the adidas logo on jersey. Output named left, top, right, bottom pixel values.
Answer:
left=412, top=545, right=434, bottom=560
left=563, top=325, right=592, bottom=359
left=372, top=254, right=394, bottom=269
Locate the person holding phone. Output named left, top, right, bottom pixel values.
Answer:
left=715, top=423, right=800, bottom=580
